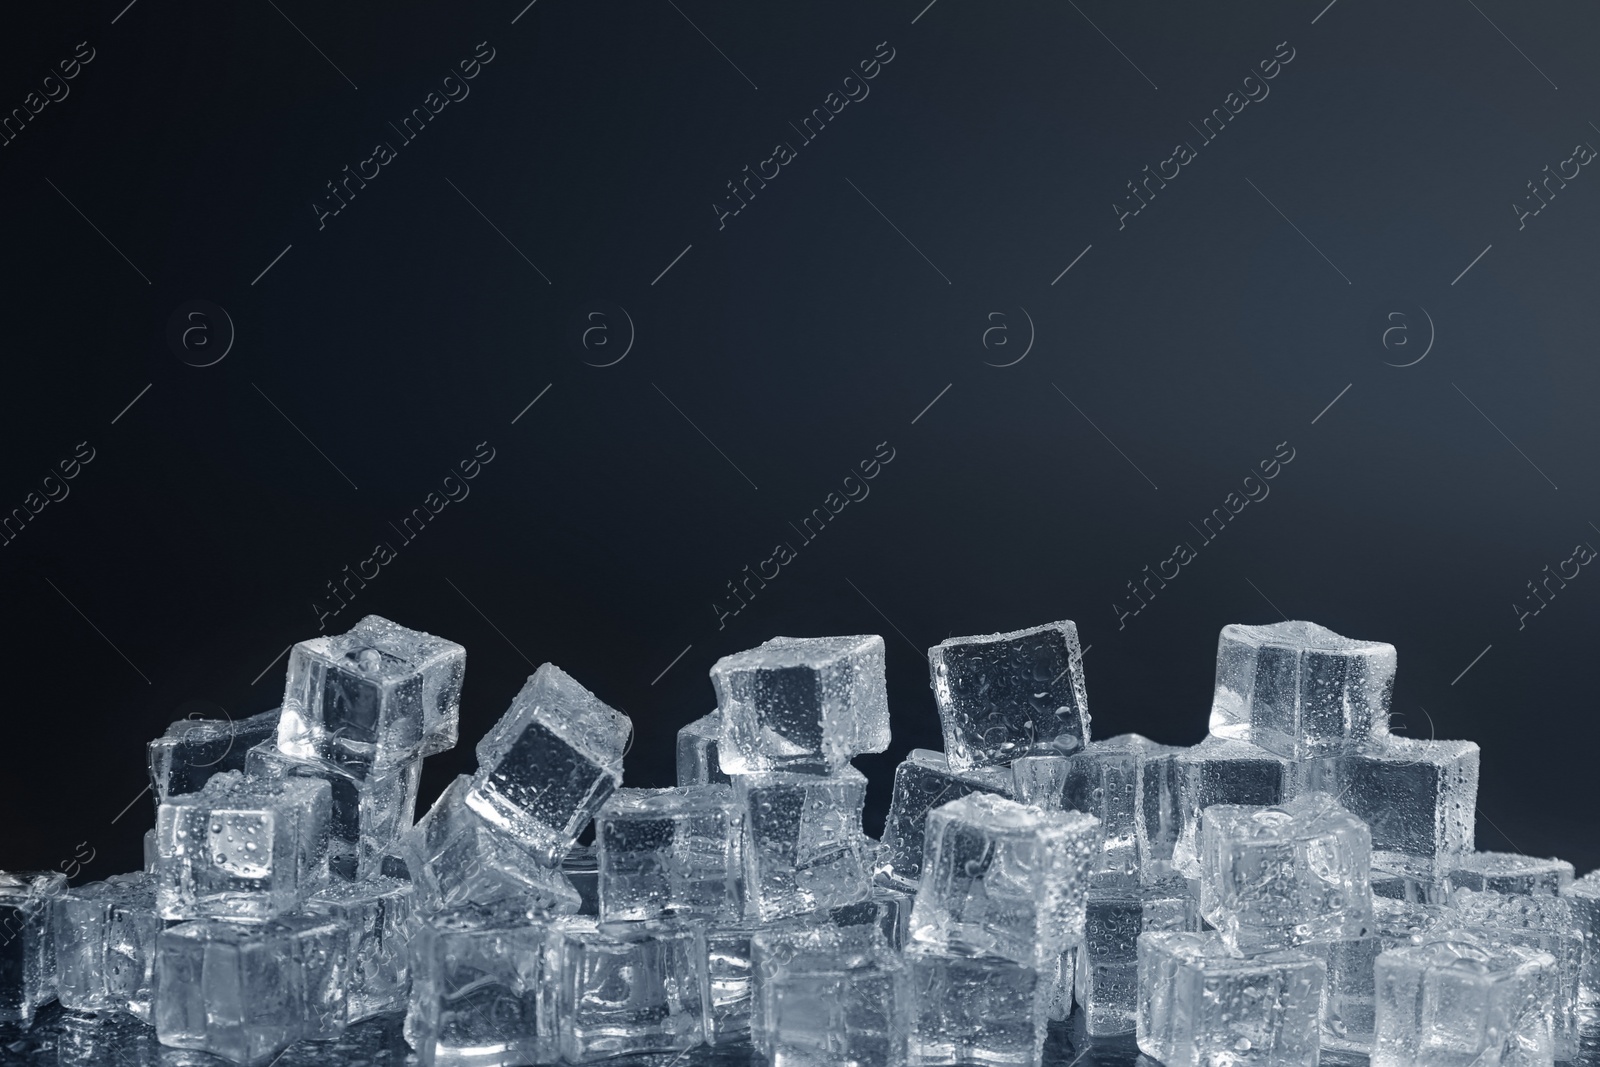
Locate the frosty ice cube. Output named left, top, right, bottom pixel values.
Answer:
left=1137, top=930, right=1326, bottom=1067
left=1318, top=897, right=1447, bottom=1053
left=905, top=943, right=1048, bottom=1067
left=303, top=874, right=414, bottom=1021
left=928, top=620, right=1091, bottom=770
left=278, top=615, right=464, bottom=765
left=1076, top=875, right=1199, bottom=1037
left=246, top=739, right=421, bottom=881
left=52, top=872, right=161, bottom=1021
left=153, top=914, right=349, bottom=1064
left=879, top=748, right=1013, bottom=885
left=677, top=711, right=731, bottom=785
left=1210, top=620, right=1396, bottom=759
left=711, top=635, right=890, bottom=773
left=596, top=784, right=741, bottom=922
left=547, top=919, right=709, bottom=1062
left=1199, top=795, right=1375, bottom=955
left=154, top=770, right=332, bottom=920
left=1372, top=932, right=1557, bottom=1067
left=1450, top=887, right=1583, bottom=1059
left=737, top=767, right=872, bottom=922
left=1299, top=735, right=1479, bottom=879
left=147, top=707, right=280, bottom=813
left=466, top=663, right=632, bottom=866
left=760, top=939, right=906, bottom=1067
left=0, top=870, right=66, bottom=1025
left=1172, top=735, right=1293, bottom=877
left=1447, top=851, right=1573, bottom=897
left=909, top=793, right=1099, bottom=969
left=1560, top=870, right=1600, bottom=1004
left=403, top=899, right=552, bottom=1067
left=400, top=774, right=581, bottom=915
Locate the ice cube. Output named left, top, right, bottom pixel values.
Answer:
left=905, top=943, right=1048, bottom=1067
left=0, top=870, right=66, bottom=1025
left=153, top=914, right=349, bottom=1064
left=1372, top=869, right=1452, bottom=904
left=711, top=635, right=891, bottom=774
left=928, top=620, right=1091, bottom=770
left=246, top=740, right=420, bottom=881
left=909, top=793, right=1099, bottom=969
left=399, top=774, right=580, bottom=915
left=831, top=883, right=914, bottom=950
left=466, top=663, right=631, bottom=866
left=1210, top=620, right=1396, bottom=759
left=706, top=924, right=758, bottom=1044
left=749, top=911, right=888, bottom=1043
left=562, top=843, right=600, bottom=917
left=52, top=872, right=161, bottom=1021
left=278, top=615, right=464, bottom=765
left=1447, top=851, right=1574, bottom=897
left=678, top=711, right=731, bottom=785
left=1450, top=886, right=1583, bottom=1059
left=547, top=918, right=709, bottom=1062
left=147, top=707, right=281, bottom=814
left=1076, top=875, right=1200, bottom=1037
left=880, top=748, right=1014, bottom=885
left=154, top=770, right=332, bottom=920
left=1199, top=795, right=1375, bottom=955
left=1046, top=946, right=1076, bottom=1023
left=403, top=899, right=552, bottom=1067
left=1172, top=735, right=1293, bottom=877
left=1136, top=930, right=1326, bottom=1067
left=596, top=784, right=742, bottom=922
left=1318, top=897, right=1447, bottom=1053
left=1372, top=932, right=1557, bottom=1067
left=303, top=874, right=414, bottom=1022
left=737, top=767, right=872, bottom=923
left=760, top=938, right=906, bottom=1067
left=1560, top=869, right=1600, bottom=1005
left=1298, top=735, right=1479, bottom=879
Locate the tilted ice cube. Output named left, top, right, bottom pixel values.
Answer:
left=596, top=784, right=742, bottom=922
left=1318, top=896, right=1447, bottom=1053
left=403, top=899, right=553, bottom=1067
left=909, top=793, right=1099, bottom=969
left=711, top=635, right=891, bottom=773
left=278, top=615, right=464, bottom=765
left=53, top=872, right=161, bottom=1021
left=547, top=918, right=709, bottom=1063
left=1137, top=930, right=1326, bottom=1067
left=1200, top=795, right=1375, bottom=955
left=1560, top=870, right=1600, bottom=1004
left=737, top=767, right=872, bottom=922
left=303, top=875, right=414, bottom=1022
left=677, top=711, right=731, bottom=785
left=154, top=771, right=332, bottom=920
left=1299, top=735, right=1479, bottom=879
left=880, top=748, right=1013, bottom=885
left=905, top=943, right=1048, bottom=1067
left=1372, top=932, right=1557, bottom=1067
left=1017, top=733, right=1183, bottom=885
left=154, top=914, right=349, bottom=1064
left=1076, top=875, right=1199, bottom=1037
left=0, top=870, right=66, bottom=1026
left=761, top=938, right=906, bottom=1067
left=400, top=774, right=580, bottom=915
left=1450, top=887, right=1583, bottom=1059
left=466, top=663, right=631, bottom=866
left=147, top=707, right=280, bottom=813
left=1172, top=735, right=1293, bottom=877
left=246, top=740, right=420, bottom=881
left=1447, top=851, right=1574, bottom=897
left=928, top=620, right=1090, bottom=770
left=1210, top=620, right=1396, bottom=759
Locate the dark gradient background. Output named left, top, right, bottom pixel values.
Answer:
left=2, top=0, right=1597, bottom=887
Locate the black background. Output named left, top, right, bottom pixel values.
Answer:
left=2, top=0, right=1597, bottom=884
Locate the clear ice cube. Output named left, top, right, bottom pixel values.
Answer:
left=562, top=842, right=600, bottom=917
left=147, top=707, right=281, bottom=813
left=547, top=918, right=709, bottom=1063
left=466, top=663, right=631, bottom=866
left=880, top=748, right=1013, bottom=885
left=1210, top=620, right=1396, bottom=759
left=736, top=767, right=872, bottom=923
left=760, top=939, right=906, bottom=1067
left=0, top=870, right=66, bottom=1026
left=1449, top=886, right=1583, bottom=1059
left=52, top=872, right=161, bottom=1021
left=596, top=784, right=742, bottom=922
left=1199, top=795, right=1375, bottom=955
left=1172, top=735, right=1293, bottom=878
left=1137, top=930, right=1326, bottom=1067
left=303, top=874, right=414, bottom=1022
left=278, top=615, right=464, bottom=766
left=905, top=943, right=1048, bottom=1067
left=1076, top=875, right=1199, bottom=1037
left=1447, top=851, right=1574, bottom=897
left=928, top=620, right=1091, bottom=770
left=1560, top=869, right=1600, bottom=1005
left=908, top=793, right=1099, bottom=969
left=677, top=711, right=731, bottom=785
left=1318, top=896, right=1447, bottom=1053
left=750, top=921, right=886, bottom=1048
left=711, top=635, right=891, bottom=774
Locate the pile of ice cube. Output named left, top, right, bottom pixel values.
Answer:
left=0, top=615, right=1594, bottom=1067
